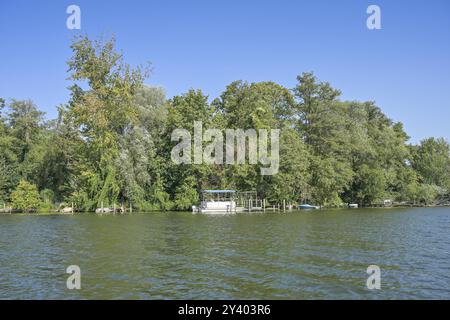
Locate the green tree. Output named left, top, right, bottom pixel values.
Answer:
left=115, top=86, right=168, bottom=211
left=0, top=158, right=18, bottom=203
left=354, top=165, right=386, bottom=206
left=293, top=73, right=353, bottom=205
left=174, top=176, right=198, bottom=210
left=6, top=99, right=44, bottom=164
left=411, top=138, right=450, bottom=191
left=0, top=99, right=21, bottom=202
left=65, top=35, right=150, bottom=209
left=11, top=180, right=41, bottom=212
left=165, top=89, right=214, bottom=203
left=417, top=184, right=440, bottom=205
left=268, top=128, right=310, bottom=203
left=3, top=38, right=449, bottom=210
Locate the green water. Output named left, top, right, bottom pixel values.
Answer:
left=0, top=207, right=449, bottom=299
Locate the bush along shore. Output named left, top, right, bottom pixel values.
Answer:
left=1, top=35, right=450, bottom=214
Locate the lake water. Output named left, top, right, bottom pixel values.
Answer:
left=0, top=207, right=449, bottom=299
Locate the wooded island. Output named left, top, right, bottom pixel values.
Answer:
left=1, top=36, right=449, bottom=213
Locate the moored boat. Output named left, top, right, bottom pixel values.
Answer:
left=298, top=204, right=319, bottom=210
left=192, top=190, right=239, bottom=214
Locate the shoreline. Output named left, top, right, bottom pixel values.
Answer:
left=1, top=205, right=449, bottom=216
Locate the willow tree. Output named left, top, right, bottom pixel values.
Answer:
left=65, top=35, right=150, bottom=209
left=120, top=85, right=169, bottom=210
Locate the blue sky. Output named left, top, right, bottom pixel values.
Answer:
left=1, top=0, right=449, bottom=143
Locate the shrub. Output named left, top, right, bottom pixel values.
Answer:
left=11, top=180, right=41, bottom=212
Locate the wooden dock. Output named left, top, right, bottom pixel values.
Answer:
left=235, top=193, right=294, bottom=212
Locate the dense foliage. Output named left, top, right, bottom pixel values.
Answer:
left=10, top=180, right=41, bottom=212
left=1, top=36, right=449, bottom=212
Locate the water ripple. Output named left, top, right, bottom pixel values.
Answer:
left=0, top=207, right=449, bottom=299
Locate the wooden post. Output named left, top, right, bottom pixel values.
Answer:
left=101, top=201, right=104, bottom=213
left=130, top=202, right=132, bottom=214
left=263, top=199, right=266, bottom=212
left=71, top=202, right=74, bottom=214
left=283, top=200, right=286, bottom=212
left=113, top=203, right=116, bottom=214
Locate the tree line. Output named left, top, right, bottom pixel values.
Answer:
left=1, top=36, right=449, bottom=212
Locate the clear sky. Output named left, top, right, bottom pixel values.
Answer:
left=1, top=0, right=449, bottom=143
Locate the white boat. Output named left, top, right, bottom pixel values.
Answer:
left=298, top=204, right=319, bottom=210
left=193, top=190, right=240, bottom=214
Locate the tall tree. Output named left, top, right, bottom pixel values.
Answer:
left=411, top=138, right=450, bottom=191
left=65, top=35, right=150, bottom=209
left=293, top=72, right=353, bottom=205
